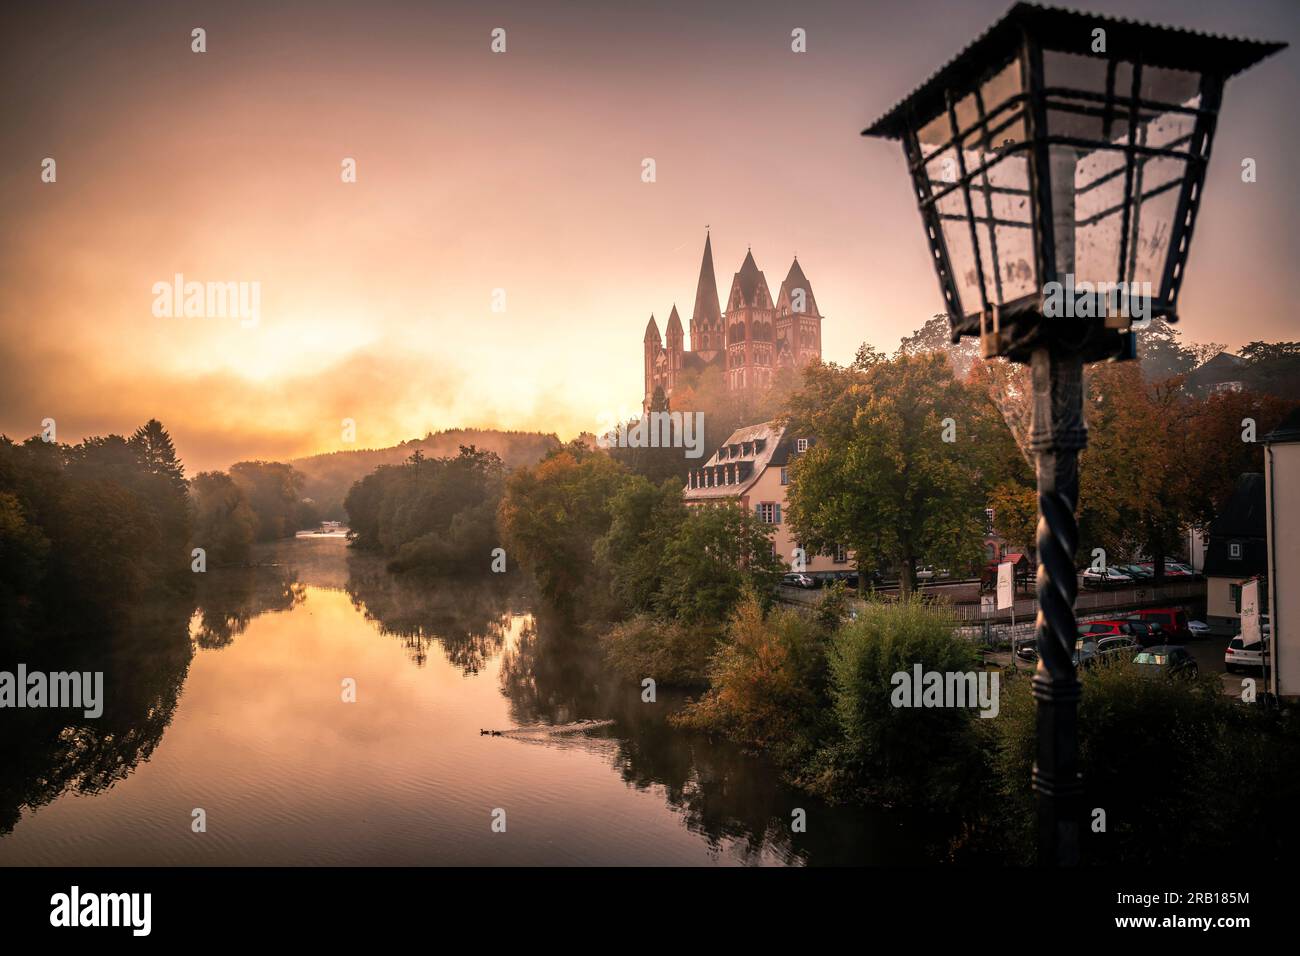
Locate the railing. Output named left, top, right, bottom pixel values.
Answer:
left=777, top=578, right=1206, bottom=625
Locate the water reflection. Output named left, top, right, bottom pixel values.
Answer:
left=344, top=555, right=525, bottom=673
left=0, top=537, right=947, bottom=864
left=0, top=606, right=193, bottom=836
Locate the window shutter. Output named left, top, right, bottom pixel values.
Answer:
left=774, top=504, right=781, bottom=524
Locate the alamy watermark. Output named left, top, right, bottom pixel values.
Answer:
left=891, top=665, right=1000, bottom=718
left=0, top=664, right=103, bottom=718
left=50, top=886, right=150, bottom=936
left=152, top=273, right=260, bottom=328
left=596, top=410, right=705, bottom=459
left=1042, top=273, right=1151, bottom=327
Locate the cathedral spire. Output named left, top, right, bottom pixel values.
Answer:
left=666, top=305, right=683, bottom=339
left=691, top=231, right=722, bottom=332
left=778, top=258, right=820, bottom=317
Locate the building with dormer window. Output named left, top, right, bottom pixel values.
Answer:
left=683, top=420, right=849, bottom=573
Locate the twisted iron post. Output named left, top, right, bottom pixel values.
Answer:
left=1029, top=344, right=1086, bottom=866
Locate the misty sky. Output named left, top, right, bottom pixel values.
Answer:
left=1, top=0, right=1295, bottom=471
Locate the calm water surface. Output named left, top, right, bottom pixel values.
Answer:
left=1, top=537, right=945, bottom=865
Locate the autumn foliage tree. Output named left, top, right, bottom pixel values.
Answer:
left=497, top=447, right=629, bottom=613
left=1077, top=362, right=1294, bottom=576
left=783, top=348, right=1021, bottom=593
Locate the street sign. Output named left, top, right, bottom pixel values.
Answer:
left=997, top=562, right=1014, bottom=610
left=1241, top=579, right=1261, bottom=646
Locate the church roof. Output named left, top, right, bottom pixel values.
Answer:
left=681, top=351, right=724, bottom=372
left=692, top=232, right=723, bottom=329
left=685, top=421, right=785, bottom=501
left=778, top=258, right=820, bottom=316
left=666, top=305, right=683, bottom=335
left=644, top=315, right=660, bottom=342
left=733, top=250, right=769, bottom=307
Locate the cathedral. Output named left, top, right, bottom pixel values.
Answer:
left=643, top=232, right=824, bottom=410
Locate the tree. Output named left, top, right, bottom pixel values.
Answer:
left=1134, top=318, right=1195, bottom=382
left=1239, top=341, right=1300, bottom=400
left=344, top=444, right=506, bottom=574
left=1181, top=386, right=1294, bottom=529
left=896, top=313, right=980, bottom=380
left=593, top=475, right=686, bottom=615
left=498, top=450, right=629, bottom=613
left=229, top=460, right=307, bottom=541
left=129, top=419, right=187, bottom=495
left=783, top=351, right=993, bottom=593
left=0, top=490, right=51, bottom=632
left=656, top=503, right=784, bottom=623
left=190, top=471, right=256, bottom=566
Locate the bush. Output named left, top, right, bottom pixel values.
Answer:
left=985, top=657, right=1300, bottom=865
left=600, top=614, right=719, bottom=687
left=811, top=596, right=984, bottom=811
left=672, top=590, right=831, bottom=768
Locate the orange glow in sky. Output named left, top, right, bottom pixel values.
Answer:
left=2, top=0, right=1295, bottom=471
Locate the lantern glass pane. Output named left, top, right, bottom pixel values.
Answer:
left=936, top=188, right=982, bottom=316
left=917, top=112, right=952, bottom=157
left=1044, top=50, right=1108, bottom=93
left=987, top=151, right=1037, bottom=301
left=1140, top=103, right=1199, bottom=154
left=981, top=58, right=1022, bottom=115
left=1124, top=158, right=1185, bottom=291
left=1073, top=146, right=1126, bottom=285
left=1141, top=65, right=1201, bottom=108
left=925, top=147, right=958, bottom=191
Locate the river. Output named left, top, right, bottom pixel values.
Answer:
left=0, top=536, right=947, bottom=865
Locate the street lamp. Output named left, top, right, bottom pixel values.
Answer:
left=862, top=2, right=1284, bottom=864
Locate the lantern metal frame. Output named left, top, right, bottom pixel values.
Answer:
left=863, top=2, right=1284, bottom=363
left=862, top=2, right=1285, bottom=866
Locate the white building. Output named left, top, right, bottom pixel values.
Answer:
left=1264, top=408, right=1300, bottom=700
left=683, top=421, right=849, bottom=573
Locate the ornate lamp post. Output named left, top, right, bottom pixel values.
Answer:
left=862, top=2, right=1283, bottom=864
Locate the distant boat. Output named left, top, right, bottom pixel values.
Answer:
left=295, top=521, right=348, bottom=538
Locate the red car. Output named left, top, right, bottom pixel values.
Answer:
left=1078, top=620, right=1135, bottom=638
left=1126, top=608, right=1192, bottom=643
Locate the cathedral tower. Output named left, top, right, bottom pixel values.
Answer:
left=775, top=257, right=823, bottom=369
left=724, top=249, right=775, bottom=392
left=643, top=314, right=661, bottom=410
left=664, top=305, right=684, bottom=394
left=690, top=232, right=724, bottom=359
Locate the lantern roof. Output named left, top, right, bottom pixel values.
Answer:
left=862, top=2, right=1285, bottom=140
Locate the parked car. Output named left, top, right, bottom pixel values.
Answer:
left=1013, top=637, right=1040, bottom=664
left=916, top=565, right=937, bottom=582
left=781, top=572, right=816, bottom=589
left=1095, top=634, right=1141, bottom=663
left=831, top=570, right=860, bottom=588
left=1126, top=607, right=1192, bottom=643
left=1119, top=618, right=1165, bottom=647
left=1081, top=567, right=1134, bottom=588
left=860, top=568, right=890, bottom=588
left=1118, top=563, right=1153, bottom=580
left=1131, top=645, right=1198, bottom=679
left=1078, top=620, right=1135, bottom=638
left=1074, top=638, right=1100, bottom=669
left=1187, top=619, right=1212, bottom=637
left=1225, top=636, right=1268, bottom=674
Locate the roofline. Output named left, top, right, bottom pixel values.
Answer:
left=862, top=2, right=1287, bottom=140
